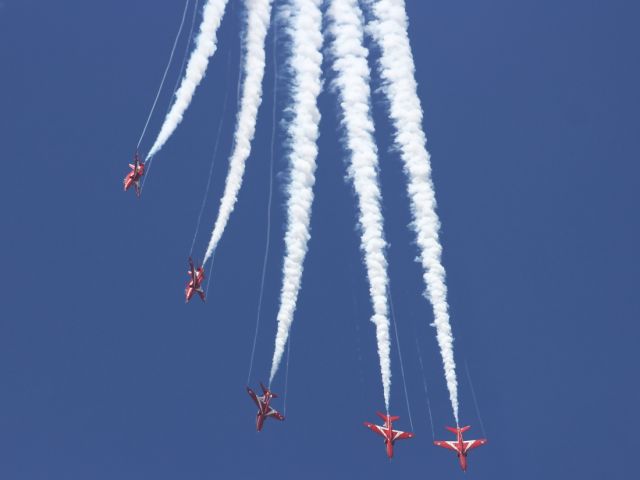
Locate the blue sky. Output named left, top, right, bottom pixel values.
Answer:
left=1, top=0, right=639, bottom=478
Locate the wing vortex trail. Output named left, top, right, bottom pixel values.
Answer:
left=136, top=0, right=192, bottom=151
left=465, top=360, right=487, bottom=436
left=367, top=0, right=460, bottom=425
left=141, top=0, right=201, bottom=193
left=415, top=337, right=436, bottom=440
left=247, top=14, right=279, bottom=385
left=388, top=290, right=414, bottom=430
left=189, top=53, right=232, bottom=258
left=326, top=0, right=392, bottom=412
left=145, top=0, right=230, bottom=162
left=269, top=0, right=323, bottom=384
left=203, top=0, right=274, bottom=264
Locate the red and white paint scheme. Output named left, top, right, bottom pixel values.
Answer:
left=246, top=382, right=284, bottom=431
left=123, top=152, right=145, bottom=197
left=364, top=412, right=414, bottom=459
left=434, top=426, right=487, bottom=471
left=185, top=257, right=205, bottom=303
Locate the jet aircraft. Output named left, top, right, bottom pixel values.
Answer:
left=434, top=425, right=487, bottom=471
left=246, top=382, right=284, bottom=431
left=185, top=257, right=205, bottom=302
left=364, top=411, right=414, bottom=458
left=123, top=152, right=145, bottom=197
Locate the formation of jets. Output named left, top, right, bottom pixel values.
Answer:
left=242, top=382, right=487, bottom=469
left=123, top=154, right=488, bottom=470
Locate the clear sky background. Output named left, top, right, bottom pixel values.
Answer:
left=1, top=0, right=639, bottom=478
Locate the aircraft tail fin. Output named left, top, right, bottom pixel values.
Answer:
left=446, top=425, right=471, bottom=434
left=376, top=412, right=399, bottom=423
left=260, top=382, right=277, bottom=397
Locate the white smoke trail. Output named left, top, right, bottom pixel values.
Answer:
left=367, top=0, right=460, bottom=424
left=145, top=0, right=229, bottom=161
left=326, top=0, right=391, bottom=412
left=203, top=0, right=274, bottom=263
left=269, top=0, right=323, bottom=384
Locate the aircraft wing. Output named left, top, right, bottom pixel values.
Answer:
left=364, top=422, right=386, bottom=438
left=266, top=407, right=284, bottom=421
left=246, top=387, right=260, bottom=408
left=392, top=430, right=414, bottom=441
left=464, top=439, right=487, bottom=451
left=434, top=440, right=460, bottom=453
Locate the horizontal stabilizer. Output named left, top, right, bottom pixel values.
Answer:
left=376, top=411, right=399, bottom=423
left=446, top=425, right=471, bottom=434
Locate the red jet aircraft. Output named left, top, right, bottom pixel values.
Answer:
left=123, top=152, right=145, bottom=197
left=364, top=412, right=414, bottom=459
left=434, top=426, right=487, bottom=471
left=246, top=382, right=284, bottom=431
left=185, top=258, right=205, bottom=302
